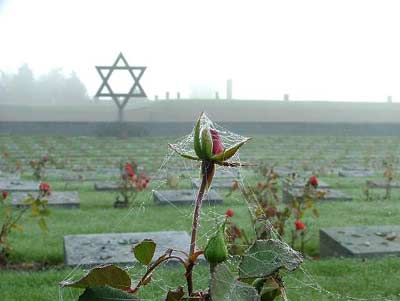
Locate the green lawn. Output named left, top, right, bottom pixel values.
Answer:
left=1, top=134, right=400, bottom=300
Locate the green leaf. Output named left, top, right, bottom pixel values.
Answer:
left=78, top=287, right=138, bottom=301
left=252, top=278, right=281, bottom=301
left=38, top=217, right=48, bottom=232
left=165, top=286, right=185, bottom=301
left=211, top=138, right=251, bottom=162
left=211, top=263, right=260, bottom=301
left=133, top=239, right=156, bottom=266
left=60, top=265, right=131, bottom=291
left=201, top=127, right=213, bottom=160
left=193, top=114, right=204, bottom=159
left=239, top=240, right=303, bottom=279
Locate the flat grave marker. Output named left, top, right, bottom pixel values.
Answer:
left=11, top=191, right=80, bottom=209
left=0, top=180, right=39, bottom=192
left=153, top=189, right=223, bottom=205
left=366, top=180, right=400, bottom=189
left=338, top=170, right=374, bottom=177
left=64, top=231, right=190, bottom=266
left=192, top=178, right=237, bottom=189
left=283, top=188, right=352, bottom=203
left=284, top=178, right=330, bottom=189
left=94, top=182, right=119, bottom=191
left=320, top=225, right=400, bottom=258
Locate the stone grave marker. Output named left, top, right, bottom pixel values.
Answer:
left=366, top=180, right=400, bottom=189
left=191, top=178, right=237, bottom=189
left=0, top=172, right=20, bottom=181
left=0, top=180, right=39, bottom=192
left=153, top=189, right=223, bottom=205
left=284, top=178, right=330, bottom=189
left=365, top=180, right=400, bottom=199
left=94, top=182, right=119, bottom=191
left=64, top=231, right=190, bottom=266
left=273, top=167, right=312, bottom=177
left=320, top=225, right=400, bottom=258
left=11, top=191, right=80, bottom=209
left=338, top=169, right=374, bottom=177
left=283, top=188, right=352, bottom=203
left=214, top=168, right=239, bottom=178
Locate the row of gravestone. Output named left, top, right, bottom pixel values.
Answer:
left=64, top=225, right=400, bottom=266
left=2, top=178, right=399, bottom=265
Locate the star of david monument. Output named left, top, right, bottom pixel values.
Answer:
left=95, top=53, right=147, bottom=122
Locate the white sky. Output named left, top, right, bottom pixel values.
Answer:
left=1, top=0, right=400, bottom=102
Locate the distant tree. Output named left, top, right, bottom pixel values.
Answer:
left=36, top=68, right=64, bottom=105
left=0, top=65, right=90, bottom=105
left=0, top=71, right=7, bottom=103
left=7, top=64, right=35, bottom=104
left=62, top=72, right=89, bottom=104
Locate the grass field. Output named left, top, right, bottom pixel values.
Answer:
left=1, top=133, right=400, bottom=300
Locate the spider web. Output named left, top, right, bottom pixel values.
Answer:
left=59, top=114, right=397, bottom=301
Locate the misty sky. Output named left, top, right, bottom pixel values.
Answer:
left=1, top=0, right=400, bottom=102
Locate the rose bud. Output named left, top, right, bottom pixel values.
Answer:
left=2, top=191, right=8, bottom=200
left=308, top=176, right=318, bottom=188
left=204, top=223, right=228, bottom=264
left=294, top=220, right=306, bottom=231
left=226, top=209, right=234, bottom=218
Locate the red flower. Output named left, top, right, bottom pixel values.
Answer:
left=2, top=191, right=8, bottom=200
left=124, top=163, right=135, bottom=182
left=308, top=176, right=318, bottom=188
left=210, top=128, right=224, bottom=155
left=294, top=220, right=305, bottom=230
left=39, top=182, right=51, bottom=196
left=226, top=209, right=234, bottom=217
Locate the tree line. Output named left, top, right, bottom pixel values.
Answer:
left=0, top=64, right=90, bottom=105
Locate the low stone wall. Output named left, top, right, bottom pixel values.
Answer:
left=1, top=121, right=400, bottom=137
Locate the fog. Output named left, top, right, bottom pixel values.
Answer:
left=1, top=0, right=400, bottom=102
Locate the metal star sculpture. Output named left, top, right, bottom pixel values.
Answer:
left=95, top=52, right=147, bottom=122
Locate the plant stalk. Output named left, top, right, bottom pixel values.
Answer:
left=187, top=160, right=212, bottom=296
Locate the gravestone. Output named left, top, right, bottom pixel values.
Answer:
left=11, top=191, right=80, bottom=209
left=215, top=168, right=239, bottom=178
left=0, top=180, right=38, bottom=192
left=283, top=188, right=352, bottom=203
left=191, top=178, right=237, bottom=189
left=64, top=231, right=190, bottom=266
left=320, top=225, right=400, bottom=258
left=153, top=189, right=223, bottom=205
left=94, top=182, right=119, bottom=191
left=0, top=172, right=20, bottom=181
left=366, top=180, right=400, bottom=189
left=342, top=164, right=368, bottom=171
left=365, top=180, right=400, bottom=199
left=284, top=179, right=330, bottom=189
left=273, top=168, right=312, bottom=177
left=338, top=169, right=374, bottom=177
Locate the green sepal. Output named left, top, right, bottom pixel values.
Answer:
left=201, top=128, right=213, bottom=160
left=211, top=137, right=251, bottom=162
left=168, top=144, right=200, bottom=161
left=193, top=114, right=204, bottom=159
left=204, top=222, right=228, bottom=264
